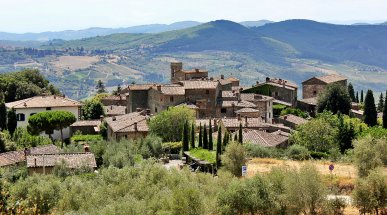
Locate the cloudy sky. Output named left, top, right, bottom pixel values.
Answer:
left=1, top=0, right=387, bottom=33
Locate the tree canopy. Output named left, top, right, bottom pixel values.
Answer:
left=148, top=106, right=195, bottom=142
left=317, top=83, right=351, bottom=115
left=28, top=111, right=76, bottom=144
left=81, top=99, right=105, bottom=120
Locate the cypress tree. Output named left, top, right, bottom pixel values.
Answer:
left=348, top=83, right=356, bottom=102
left=198, top=123, right=203, bottom=148
left=356, top=91, right=359, bottom=103
left=222, top=130, right=229, bottom=150
left=363, top=90, right=378, bottom=127
left=216, top=126, right=222, bottom=168
left=7, top=108, right=17, bottom=136
left=182, top=121, right=189, bottom=152
left=238, top=123, right=243, bottom=144
left=203, top=124, right=208, bottom=149
left=0, top=98, right=6, bottom=131
left=208, top=120, right=213, bottom=150
left=383, top=90, right=387, bottom=129
left=377, top=92, right=384, bottom=112
left=190, top=123, right=195, bottom=149
left=234, top=133, right=238, bottom=142
left=360, top=90, right=364, bottom=103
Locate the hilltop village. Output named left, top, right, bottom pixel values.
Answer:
left=0, top=62, right=386, bottom=214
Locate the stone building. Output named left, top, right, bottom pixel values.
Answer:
left=26, top=152, right=97, bottom=175
left=104, top=105, right=127, bottom=117
left=302, top=74, right=347, bottom=99
left=101, top=95, right=127, bottom=106
left=243, top=77, right=298, bottom=107
left=277, top=114, right=308, bottom=129
left=70, top=120, right=102, bottom=135
left=105, top=111, right=150, bottom=141
left=170, top=62, right=208, bottom=83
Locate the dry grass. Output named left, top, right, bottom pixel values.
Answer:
left=51, top=56, right=99, bottom=71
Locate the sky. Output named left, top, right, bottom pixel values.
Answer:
left=1, top=0, right=387, bottom=33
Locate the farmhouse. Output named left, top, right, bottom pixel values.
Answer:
left=26, top=152, right=97, bottom=175
left=302, top=74, right=347, bottom=99
left=0, top=144, right=60, bottom=167
left=104, top=111, right=150, bottom=141
left=5, top=95, right=82, bottom=140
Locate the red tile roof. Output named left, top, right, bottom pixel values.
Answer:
left=234, top=129, right=288, bottom=147
left=0, top=144, right=60, bottom=167
left=105, top=112, right=149, bottom=133
left=5, top=95, right=82, bottom=109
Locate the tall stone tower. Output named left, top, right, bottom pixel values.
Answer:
left=170, top=62, right=183, bottom=82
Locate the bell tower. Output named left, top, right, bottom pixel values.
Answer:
left=170, top=62, right=183, bottom=82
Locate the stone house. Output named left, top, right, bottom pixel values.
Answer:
left=297, top=97, right=318, bottom=117
left=233, top=129, right=289, bottom=147
left=217, top=100, right=257, bottom=118
left=243, top=77, right=298, bottom=107
left=240, top=93, right=274, bottom=123
left=5, top=95, right=82, bottom=140
left=101, top=95, right=127, bottom=106
left=219, top=116, right=270, bottom=133
left=147, top=84, right=186, bottom=114
left=104, top=105, right=127, bottom=117
left=105, top=112, right=149, bottom=141
left=0, top=145, right=60, bottom=168
left=170, top=62, right=208, bottom=83
left=26, top=152, right=97, bottom=175
left=302, top=74, right=347, bottom=99
left=277, top=114, right=308, bottom=129
left=126, top=84, right=155, bottom=113
left=70, top=120, right=102, bottom=135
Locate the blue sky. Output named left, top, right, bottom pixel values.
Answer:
left=1, top=0, right=387, bottom=33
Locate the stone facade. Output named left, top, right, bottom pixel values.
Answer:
left=302, top=74, right=347, bottom=99
left=170, top=62, right=208, bottom=83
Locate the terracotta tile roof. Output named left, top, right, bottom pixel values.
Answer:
left=180, top=80, right=219, bottom=90
left=128, top=84, right=154, bottom=91
left=104, top=105, right=127, bottom=116
left=26, top=153, right=97, bottom=168
left=70, top=120, right=102, bottom=127
left=105, top=112, right=149, bottom=133
left=226, top=77, right=240, bottom=82
left=5, top=95, right=82, bottom=109
left=0, top=144, right=60, bottom=167
left=298, top=97, right=318, bottom=105
left=160, top=85, right=185, bottom=95
left=262, top=78, right=298, bottom=89
left=235, top=108, right=260, bottom=113
left=221, top=100, right=257, bottom=108
left=101, top=95, right=126, bottom=101
left=241, top=93, right=274, bottom=102
left=218, top=79, right=232, bottom=86
left=195, top=118, right=218, bottom=128
left=220, top=117, right=268, bottom=129
left=234, top=129, right=288, bottom=147
left=314, top=74, right=347, bottom=84
left=280, top=114, right=308, bottom=125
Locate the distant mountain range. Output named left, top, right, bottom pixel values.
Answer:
left=0, top=20, right=275, bottom=41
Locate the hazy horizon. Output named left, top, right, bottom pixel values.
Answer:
left=1, top=0, right=387, bottom=33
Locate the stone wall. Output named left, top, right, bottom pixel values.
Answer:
left=127, top=90, right=149, bottom=113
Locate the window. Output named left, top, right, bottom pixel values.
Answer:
left=274, top=92, right=279, bottom=97
left=17, top=113, right=25, bottom=121
left=46, top=107, right=52, bottom=111
left=206, top=90, right=210, bottom=94
left=221, top=108, right=227, bottom=113
left=313, top=90, right=317, bottom=95
left=170, top=96, right=174, bottom=102
left=155, top=107, right=158, bottom=113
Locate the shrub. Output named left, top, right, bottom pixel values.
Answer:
left=273, top=104, right=287, bottom=116
left=162, top=142, right=182, bottom=154
left=71, top=134, right=103, bottom=143
left=310, top=151, right=329, bottom=159
left=221, top=142, right=246, bottom=177
left=280, top=108, right=308, bottom=118
left=244, top=143, right=283, bottom=158
left=286, top=144, right=310, bottom=160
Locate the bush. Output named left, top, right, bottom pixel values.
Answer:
left=280, top=108, right=308, bottom=118
left=244, top=143, right=283, bottom=158
left=273, top=104, right=287, bottom=116
left=71, top=134, right=103, bottom=143
left=221, top=142, right=246, bottom=177
left=162, top=142, right=182, bottom=154
left=286, top=144, right=310, bottom=160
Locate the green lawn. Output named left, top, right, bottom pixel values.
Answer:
left=188, top=148, right=216, bottom=164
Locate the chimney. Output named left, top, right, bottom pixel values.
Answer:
left=119, top=96, right=122, bottom=101
left=237, top=114, right=241, bottom=121
left=110, top=105, right=113, bottom=110
left=195, top=69, right=199, bottom=73
left=146, top=109, right=151, bottom=115
left=112, top=116, right=116, bottom=121
left=256, top=81, right=259, bottom=86
left=266, top=77, right=270, bottom=82
left=284, top=115, right=288, bottom=120
left=84, top=144, right=90, bottom=153
left=157, top=85, right=162, bottom=91
left=282, top=81, right=286, bottom=88
left=54, top=95, right=56, bottom=99
left=136, top=108, right=142, bottom=112
left=221, top=74, right=224, bottom=79
left=210, top=77, right=214, bottom=81
left=134, top=122, right=138, bottom=131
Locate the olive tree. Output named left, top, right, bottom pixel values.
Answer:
left=221, top=142, right=246, bottom=177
